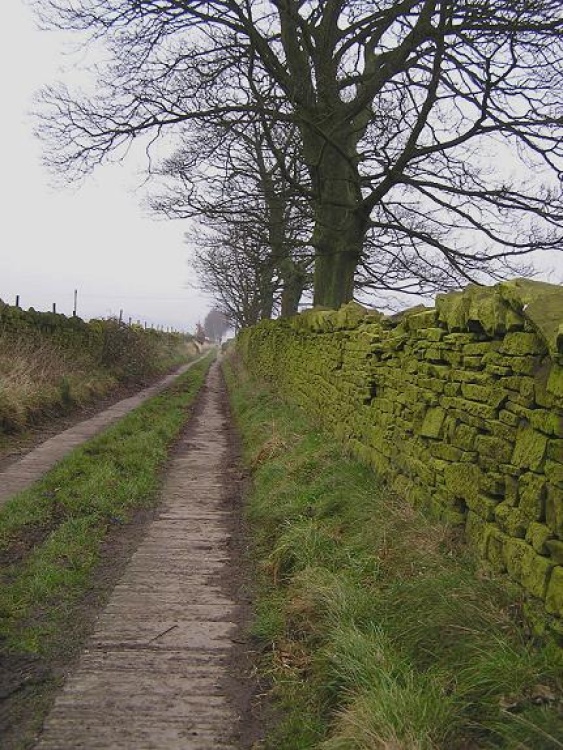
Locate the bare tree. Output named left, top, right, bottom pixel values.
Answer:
left=191, top=224, right=275, bottom=329
left=150, top=118, right=313, bottom=316
left=203, top=307, right=230, bottom=342
left=35, top=0, right=563, bottom=308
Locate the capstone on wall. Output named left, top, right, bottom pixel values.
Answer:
left=237, top=279, right=563, bottom=640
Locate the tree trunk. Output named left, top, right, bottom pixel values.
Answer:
left=302, top=124, right=368, bottom=309
left=280, top=260, right=308, bottom=316
left=311, top=200, right=367, bottom=308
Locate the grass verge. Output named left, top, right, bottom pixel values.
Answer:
left=0, top=352, right=213, bottom=748
left=223, top=353, right=563, bottom=750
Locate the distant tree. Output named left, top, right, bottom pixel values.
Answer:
left=194, top=322, right=206, bottom=345
left=191, top=225, right=276, bottom=329
left=151, top=118, right=312, bottom=316
left=36, top=0, right=563, bottom=308
left=203, top=308, right=229, bottom=343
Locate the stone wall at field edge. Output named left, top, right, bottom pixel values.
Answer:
left=237, top=279, right=563, bottom=640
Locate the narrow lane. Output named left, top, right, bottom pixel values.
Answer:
left=34, top=361, right=239, bottom=749
left=0, top=356, right=208, bottom=507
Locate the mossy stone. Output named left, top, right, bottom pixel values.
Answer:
left=499, top=278, right=563, bottom=357
left=494, top=502, right=527, bottom=538
left=487, top=528, right=508, bottom=572
left=547, top=363, right=563, bottom=399
left=475, top=434, right=513, bottom=463
left=547, top=439, right=563, bottom=463
left=404, top=309, right=438, bottom=331
left=526, top=522, right=552, bottom=554
left=518, top=473, right=547, bottom=521
left=505, top=400, right=534, bottom=422
left=463, top=356, right=485, bottom=370
left=481, top=472, right=505, bottom=497
left=468, top=493, right=498, bottom=521
left=465, top=511, right=493, bottom=556
left=545, top=566, right=563, bottom=617
left=334, top=301, right=379, bottom=330
left=441, top=396, right=498, bottom=421
left=501, top=332, right=545, bottom=356
left=545, top=540, right=563, bottom=565
left=504, top=538, right=552, bottom=599
left=545, top=460, right=563, bottom=488
left=487, top=419, right=516, bottom=443
left=499, top=409, right=520, bottom=428
left=530, top=409, right=563, bottom=438
left=436, top=289, right=472, bottom=331
left=546, top=484, right=563, bottom=537
left=512, top=425, right=548, bottom=471
left=451, top=423, right=477, bottom=451
left=461, top=382, right=490, bottom=403
left=419, top=406, right=446, bottom=438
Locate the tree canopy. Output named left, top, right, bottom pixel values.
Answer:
left=35, top=0, right=563, bottom=309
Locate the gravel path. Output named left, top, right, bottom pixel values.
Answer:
left=34, top=360, right=241, bottom=749
left=0, top=356, right=207, bottom=508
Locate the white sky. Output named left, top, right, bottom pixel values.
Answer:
left=2, top=1, right=562, bottom=327
left=1, top=0, right=210, bottom=332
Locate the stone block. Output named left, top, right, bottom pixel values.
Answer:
left=451, top=423, right=478, bottom=451
left=530, top=410, right=563, bottom=438
left=512, top=425, right=548, bottom=471
left=545, top=566, right=563, bottom=617
left=545, top=540, right=563, bottom=565
left=487, top=528, right=508, bottom=572
left=518, top=473, right=547, bottom=521
left=419, top=407, right=446, bottom=438
left=480, top=472, right=505, bottom=497
left=475, top=434, right=513, bottom=463
left=465, top=511, right=494, bottom=556
left=547, top=439, right=563, bottom=463
left=504, top=538, right=553, bottom=599
left=494, top=502, right=527, bottom=538
left=466, top=493, right=499, bottom=522
left=546, top=484, right=563, bottom=537
left=547, top=363, right=563, bottom=399
left=499, top=409, right=521, bottom=428
left=444, top=382, right=461, bottom=397
left=463, top=356, right=485, bottom=369
left=545, top=460, right=563, bottom=488
left=487, top=419, right=516, bottom=443
left=501, top=332, right=545, bottom=356
left=526, top=522, right=552, bottom=554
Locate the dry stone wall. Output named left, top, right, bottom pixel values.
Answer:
left=237, top=279, right=563, bottom=640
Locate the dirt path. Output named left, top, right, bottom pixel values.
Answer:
left=32, top=360, right=256, bottom=749
left=0, top=356, right=208, bottom=508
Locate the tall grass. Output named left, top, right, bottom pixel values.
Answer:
left=0, top=321, right=198, bottom=434
left=0, top=334, right=115, bottom=432
left=224, top=353, right=563, bottom=750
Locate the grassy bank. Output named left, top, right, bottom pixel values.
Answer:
left=0, top=304, right=199, bottom=434
left=0, top=353, right=213, bottom=747
left=223, top=353, right=563, bottom=749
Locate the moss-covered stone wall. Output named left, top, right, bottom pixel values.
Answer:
left=237, top=279, right=563, bottom=640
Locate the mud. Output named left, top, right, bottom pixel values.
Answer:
left=28, top=361, right=264, bottom=749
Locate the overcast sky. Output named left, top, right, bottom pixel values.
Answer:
left=2, top=2, right=562, bottom=329
left=1, top=0, right=210, bottom=332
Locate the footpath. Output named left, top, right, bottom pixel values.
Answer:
left=0, top=357, right=206, bottom=508
left=1, top=359, right=256, bottom=749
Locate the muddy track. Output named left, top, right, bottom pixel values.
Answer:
left=1, top=359, right=264, bottom=749
left=0, top=357, right=208, bottom=508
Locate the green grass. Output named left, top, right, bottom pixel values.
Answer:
left=223, top=353, right=563, bottom=750
left=0, top=352, right=214, bottom=656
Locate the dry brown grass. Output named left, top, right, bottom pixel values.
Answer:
left=0, top=334, right=115, bottom=432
